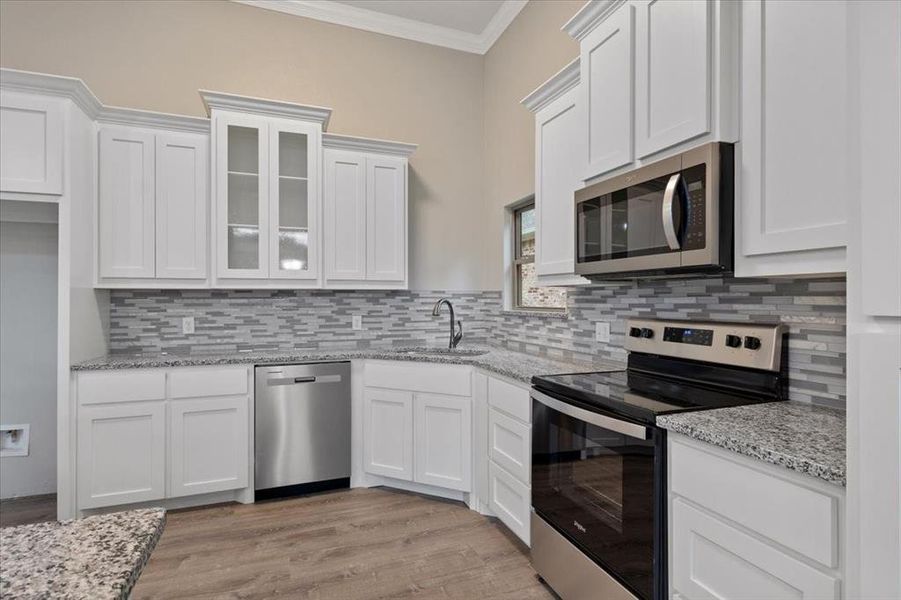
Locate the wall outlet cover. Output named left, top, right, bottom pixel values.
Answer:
left=182, top=316, right=195, bottom=334
left=595, top=321, right=611, bottom=343
left=352, top=315, right=363, bottom=331
left=0, top=424, right=30, bottom=457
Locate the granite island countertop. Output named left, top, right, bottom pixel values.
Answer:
left=72, top=345, right=624, bottom=385
left=0, top=508, right=165, bottom=600
left=657, top=401, right=846, bottom=486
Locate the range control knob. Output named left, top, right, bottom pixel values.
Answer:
left=725, top=334, right=742, bottom=348
left=629, top=327, right=643, bottom=338
left=640, top=328, right=654, bottom=339
left=744, top=336, right=762, bottom=350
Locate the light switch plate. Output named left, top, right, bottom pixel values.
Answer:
left=182, top=316, right=195, bottom=335
left=595, top=322, right=611, bottom=343
left=352, top=315, right=363, bottom=331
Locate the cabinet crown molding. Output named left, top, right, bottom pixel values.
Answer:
left=0, top=68, right=102, bottom=119
left=521, top=58, right=580, bottom=112
left=322, top=133, right=417, bottom=157
left=97, top=105, right=210, bottom=134
left=199, top=90, right=332, bottom=129
left=562, top=0, right=628, bottom=41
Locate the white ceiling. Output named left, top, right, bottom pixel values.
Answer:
left=335, top=1, right=505, bottom=35
left=234, top=0, right=529, bottom=54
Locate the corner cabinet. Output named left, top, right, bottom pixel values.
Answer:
left=564, top=0, right=737, bottom=183
left=96, top=121, right=210, bottom=286
left=522, top=59, right=588, bottom=286
left=203, top=91, right=330, bottom=287
left=322, top=135, right=415, bottom=289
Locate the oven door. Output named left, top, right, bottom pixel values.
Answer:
left=531, top=389, right=662, bottom=600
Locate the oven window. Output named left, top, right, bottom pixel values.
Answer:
left=532, top=399, right=657, bottom=600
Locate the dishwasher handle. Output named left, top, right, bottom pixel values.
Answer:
left=294, top=376, right=316, bottom=383
left=265, top=374, right=343, bottom=386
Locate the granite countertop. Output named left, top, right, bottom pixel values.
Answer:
left=0, top=508, right=165, bottom=600
left=657, top=401, right=846, bottom=486
left=72, top=345, right=623, bottom=384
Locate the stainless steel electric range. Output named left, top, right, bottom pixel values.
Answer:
left=529, top=318, right=788, bottom=600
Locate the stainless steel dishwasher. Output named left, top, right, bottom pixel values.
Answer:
left=254, top=362, right=351, bottom=498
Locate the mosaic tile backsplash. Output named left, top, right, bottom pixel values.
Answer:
left=108, top=276, right=846, bottom=408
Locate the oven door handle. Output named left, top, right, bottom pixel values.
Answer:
left=531, top=389, right=650, bottom=440
left=662, top=173, right=682, bottom=251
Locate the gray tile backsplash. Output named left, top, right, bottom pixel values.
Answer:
left=108, top=276, right=846, bottom=408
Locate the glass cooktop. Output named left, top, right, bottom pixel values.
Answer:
left=532, top=369, right=777, bottom=425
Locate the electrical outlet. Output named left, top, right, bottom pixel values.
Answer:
left=595, top=321, right=611, bottom=343
left=182, top=316, right=195, bottom=335
left=352, top=315, right=363, bottom=331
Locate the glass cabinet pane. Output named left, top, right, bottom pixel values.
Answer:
left=226, top=125, right=260, bottom=270
left=276, top=131, right=310, bottom=272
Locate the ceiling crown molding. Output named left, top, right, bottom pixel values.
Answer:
left=322, top=133, right=417, bottom=157
left=0, top=68, right=102, bottom=118
left=521, top=57, right=580, bottom=112
left=562, top=0, right=627, bottom=41
left=199, top=90, right=333, bottom=129
left=232, top=0, right=528, bottom=55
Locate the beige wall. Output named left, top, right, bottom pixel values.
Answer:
left=0, top=0, right=485, bottom=290
left=481, top=0, right=582, bottom=289
left=0, top=0, right=582, bottom=291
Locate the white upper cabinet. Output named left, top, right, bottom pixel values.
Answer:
left=155, top=132, right=208, bottom=279
left=98, top=126, right=156, bottom=279
left=203, top=91, right=330, bottom=286
left=97, top=122, right=210, bottom=285
left=522, top=59, right=588, bottom=285
left=736, top=0, right=851, bottom=276
left=0, top=90, right=64, bottom=196
left=578, top=5, right=635, bottom=180
left=634, top=0, right=711, bottom=158
left=565, top=0, right=737, bottom=182
left=322, top=135, right=415, bottom=289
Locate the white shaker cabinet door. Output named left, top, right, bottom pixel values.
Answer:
left=413, top=393, right=472, bottom=492
left=98, top=126, right=156, bottom=278
left=76, top=401, right=167, bottom=509
left=0, top=91, right=63, bottom=195
left=366, top=156, right=406, bottom=282
left=534, top=86, right=585, bottom=282
left=169, top=396, right=249, bottom=497
left=580, top=4, right=634, bottom=180
left=634, top=0, right=711, bottom=158
left=739, top=0, right=850, bottom=258
left=155, top=132, right=208, bottom=279
left=363, top=389, right=413, bottom=480
left=324, top=149, right=367, bottom=281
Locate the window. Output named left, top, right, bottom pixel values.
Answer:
left=512, top=202, right=567, bottom=311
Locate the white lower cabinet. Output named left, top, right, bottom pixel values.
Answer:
left=363, top=388, right=414, bottom=481
left=488, top=407, right=530, bottom=484
left=169, top=396, right=249, bottom=497
left=414, top=393, right=471, bottom=491
left=488, top=461, right=531, bottom=546
left=669, top=434, right=844, bottom=599
left=77, top=401, right=167, bottom=509
left=74, top=366, right=251, bottom=511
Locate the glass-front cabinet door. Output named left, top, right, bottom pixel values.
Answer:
left=216, top=113, right=268, bottom=279
left=268, top=119, right=319, bottom=280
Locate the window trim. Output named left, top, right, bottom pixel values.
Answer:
left=511, top=201, right=565, bottom=312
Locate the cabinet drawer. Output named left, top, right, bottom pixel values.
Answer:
left=670, top=437, right=839, bottom=568
left=487, top=376, right=530, bottom=423
left=77, top=370, right=166, bottom=405
left=672, top=498, right=840, bottom=600
left=488, top=407, right=530, bottom=484
left=364, top=361, right=471, bottom=396
left=489, top=460, right=531, bottom=546
left=169, top=367, right=248, bottom=399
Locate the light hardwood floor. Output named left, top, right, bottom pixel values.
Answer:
left=133, top=487, right=556, bottom=599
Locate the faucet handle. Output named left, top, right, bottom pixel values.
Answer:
left=452, top=320, right=464, bottom=348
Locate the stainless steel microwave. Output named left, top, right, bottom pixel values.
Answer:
left=574, top=142, right=734, bottom=279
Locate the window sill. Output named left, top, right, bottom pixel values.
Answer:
left=500, top=309, right=569, bottom=320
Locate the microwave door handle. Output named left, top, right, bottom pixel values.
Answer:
left=662, top=173, right=682, bottom=250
